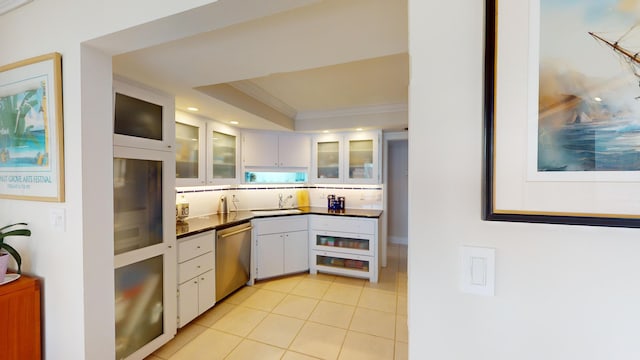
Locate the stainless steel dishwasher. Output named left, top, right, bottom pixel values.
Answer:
left=215, top=221, right=252, bottom=302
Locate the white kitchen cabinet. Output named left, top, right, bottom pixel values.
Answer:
left=242, top=132, right=310, bottom=169
left=255, top=233, right=285, bottom=279
left=113, top=78, right=177, bottom=360
left=312, top=130, right=381, bottom=184
left=242, top=132, right=278, bottom=167
left=207, top=122, right=240, bottom=184
left=252, top=216, right=309, bottom=281
left=313, top=134, right=343, bottom=183
left=175, top=114, right=206, bottom=186
left=113, top=78, right=175, bottom=152
left=284, top=230, right=309, bottom=273
left=309, top=215, right=379, bottom=282
left=177, top=230, right=215, bottom=327
left=176, top=113, right=240, bottom=186
left=279, top=135, right=311, bottom=168
left=345, top=131, right=380, bottom=184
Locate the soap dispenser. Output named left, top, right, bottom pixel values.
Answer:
left=218, top=195, right=229, bottom=214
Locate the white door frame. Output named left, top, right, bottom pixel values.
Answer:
left=382, top=131, right=408, bottom=267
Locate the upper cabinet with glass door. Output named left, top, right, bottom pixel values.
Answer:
left=113, top=78, right=175, bottom=152
left=175, top=112, right=240, bottom=186
left=311, top=130, right=381, bottom=184
left=207, top=122, right=240, bottom=184
left=345, top=131, right=380, bottom=184
left=175, top=112, right=206, bottom=186
left=312, top=134, right=343, bottom=183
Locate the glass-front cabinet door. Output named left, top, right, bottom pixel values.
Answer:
left=175, top=113, right=206, bottom=187
left=113, top=146, right=176, bottom=360
left=113, top=79, right=175, bottom=152
left=345, top=131, right=380, bottom=184
left=312, top=134, right=343, bottom=183
left=207, top=122, right=240, bottom=184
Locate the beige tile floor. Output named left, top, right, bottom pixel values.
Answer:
left=147, top=244, right=408, bottom=360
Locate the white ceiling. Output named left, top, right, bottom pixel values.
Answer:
left=112, top=0, right=408, bottom=132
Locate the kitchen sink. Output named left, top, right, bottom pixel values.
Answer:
left=251, top=208, right=303, bottom=216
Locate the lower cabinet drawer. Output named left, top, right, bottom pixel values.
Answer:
left=178, top=231, right=214, bottom=263
left=178, top=251, right=214, bottom=284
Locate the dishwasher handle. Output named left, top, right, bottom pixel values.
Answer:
left=218, top=225, right=253, bottom=239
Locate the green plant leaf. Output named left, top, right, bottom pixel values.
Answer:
left=0, top=228, right=31, bottom=243
left=0, top=243, right=21, bottom=274
left=0, top=222, right=28, bottom=232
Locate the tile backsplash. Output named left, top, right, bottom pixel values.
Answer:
left=176, top=184, right=383, bottom=218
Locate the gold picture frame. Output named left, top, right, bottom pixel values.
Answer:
left=0, top=53, right=64, bottom=202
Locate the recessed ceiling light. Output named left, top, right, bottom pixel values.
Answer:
left=323, top=130, right=329, bottom=133
left=230, top=120, right=239, bottom=125
left=594, top=97, right=602, bottom=102
left=356, top=128, right=363, bottom=131
left=187, top=107, right=199, bottom=112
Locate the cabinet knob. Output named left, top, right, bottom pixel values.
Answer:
left=197, top=246, right=201, bottom=249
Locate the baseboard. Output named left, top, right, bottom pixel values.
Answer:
left=389, top=235, right=408, bottom=245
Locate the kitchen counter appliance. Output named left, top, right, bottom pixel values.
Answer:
left=215, top=221, right=252, bottom=301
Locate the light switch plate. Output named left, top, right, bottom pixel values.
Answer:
left=460, top=246, right=495, bottom=296
left=50, top=208, right=66, bottom=232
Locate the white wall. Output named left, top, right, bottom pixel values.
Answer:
left=0, top=1, right=215, bottom=359
left=408, top=1, right=640, bottom=359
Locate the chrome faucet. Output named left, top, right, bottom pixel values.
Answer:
left=278, top=193, right=293, bottom=209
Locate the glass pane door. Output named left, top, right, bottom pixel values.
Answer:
left=115, top=255, right=164, bottom=359
left=175, top=122, right=199, bottom=180
left=114, top=158, right=163, bottom=255
left=348, top=139, right=374, bottom=180
left=211, top=131, right=236, bottom=179
left=114, top=93, right=163, bottom=141
left=317, top=141, right=340, bottom=180
left=113, top=146, right=176, bottom=360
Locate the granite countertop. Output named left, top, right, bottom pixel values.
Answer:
left=176, top=206, right=383, bottom=239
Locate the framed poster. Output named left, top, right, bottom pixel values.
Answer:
left=0, top=53, right=64, bottom=202
left=484, top=0, right=640, bottom=227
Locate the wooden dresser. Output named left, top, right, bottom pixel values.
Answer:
left=0, top=275, right=41, bottom=360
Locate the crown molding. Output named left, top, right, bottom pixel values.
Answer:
left=296, top=103, right=407, bottom=121
left=228, top=80, right=298, bottom=118
left=0, top=0, right=32, bottom=15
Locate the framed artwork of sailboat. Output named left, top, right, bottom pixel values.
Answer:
left=484, top=0, right=640, bottom=227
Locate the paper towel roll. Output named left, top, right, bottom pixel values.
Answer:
left=296, top=189, right=309, bottom=207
